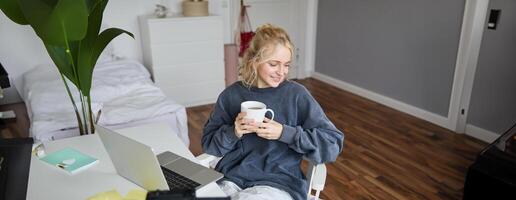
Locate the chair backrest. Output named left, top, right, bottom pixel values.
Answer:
left=196, top=153, right=327, bottom=200
left=306, top=161, right=327, bottom=200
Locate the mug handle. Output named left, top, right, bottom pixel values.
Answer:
left=266, top=109, right=274, bottom=121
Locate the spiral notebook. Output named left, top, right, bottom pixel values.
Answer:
left=40, top=147, right=98, bottom=175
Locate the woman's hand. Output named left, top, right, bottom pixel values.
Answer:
left=234, top=112, right=258, bottom=138
left=255, top=117, right=283, bottom=140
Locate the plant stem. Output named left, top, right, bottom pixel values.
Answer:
left=80, top=93, right=88, bottom=134
left=63, top=21, right=89, bottom=134
left=87, top=95, right=95, bottom=133
left=59, top=74, right=84, bottom=135
left=64, top=46, right=87, bottom=134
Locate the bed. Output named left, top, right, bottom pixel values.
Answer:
left=14, top=59, right=189, bottom=147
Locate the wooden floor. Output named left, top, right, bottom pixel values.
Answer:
left=0, top=102, right=30, bottom=139
left=186, top=78, right=487, bottom=200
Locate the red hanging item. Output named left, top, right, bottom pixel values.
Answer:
left=238, top=1, right=254, bottom=57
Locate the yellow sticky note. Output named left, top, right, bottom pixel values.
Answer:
left=124, top=189, right=147, bottom=200
left=87, top=189, right=123, bottom=200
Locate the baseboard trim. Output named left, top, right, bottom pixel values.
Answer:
left=311, top=72, right=452, bottom=130
left=465, top=124, right=500, bottom=143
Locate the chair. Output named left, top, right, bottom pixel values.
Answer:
left=196, top=154, right=327, bottom=200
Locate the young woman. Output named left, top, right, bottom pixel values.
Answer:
left=202, top=24, right=344, bottom=200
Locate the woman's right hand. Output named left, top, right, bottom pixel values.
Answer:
left=234, top=112, right=257, bottom=138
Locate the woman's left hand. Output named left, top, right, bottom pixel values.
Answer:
left=255, top=117, right=283, bottom=140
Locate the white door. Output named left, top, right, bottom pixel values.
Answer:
left=464, top=0, right=516, bottom=139
left=243, top=0, right=304, bottom=79
left=450, top=0, right=516, bottom=142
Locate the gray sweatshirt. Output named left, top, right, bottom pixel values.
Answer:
left=202, top=81, right=344, bottom=200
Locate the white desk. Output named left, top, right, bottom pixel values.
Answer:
left=27, top=123, right=226, bottom=199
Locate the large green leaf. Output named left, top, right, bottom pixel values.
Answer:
left=85, top=0, right=107, bottom=42
left=68, top=41, right=80, bottom=68
left=93, top=28, right=133, bottom=62
left=76, top=0, right=106, bottom=96
left=0, top=0, right=29, bottom=24
left=18, top=0, right=88, bottom=45
left=85, top=0, right=102, bottom=15
left=78, top=28, right=133, bottom=96
left=77, top=0, right=133, bottom=96
left=44, top=44, right=78, bottom=85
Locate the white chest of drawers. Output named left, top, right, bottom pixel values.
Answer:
left=139, top=15, right=225, bottom=107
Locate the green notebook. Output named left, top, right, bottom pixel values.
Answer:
left=40, top=147, right=99, bottom=175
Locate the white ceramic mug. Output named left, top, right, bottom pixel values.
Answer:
left=240, top=101, right=274, bottom=123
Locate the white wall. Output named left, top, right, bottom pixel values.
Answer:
left=0, top=0, right=233, bottom=104
left=0, top=15, right=52, bottom=103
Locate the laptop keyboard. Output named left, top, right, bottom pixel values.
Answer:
left=161, top=166, right=201, bottom=190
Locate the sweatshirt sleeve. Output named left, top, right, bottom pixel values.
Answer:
left=201, top=94, right=240, bottom=157
left=278, top=88, right=344, bottom=164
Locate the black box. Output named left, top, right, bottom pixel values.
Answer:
left=463, top=123, right=516, bottom=199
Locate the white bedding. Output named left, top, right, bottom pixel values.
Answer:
left=16, top=59, right=189, bottom=145
left=43, top=112, right=188, bottom=145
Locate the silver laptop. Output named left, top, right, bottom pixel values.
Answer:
left=96, top=125, right=223, bottom=191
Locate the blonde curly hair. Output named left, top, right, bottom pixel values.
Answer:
left=240, top=23, right=294, bottom=88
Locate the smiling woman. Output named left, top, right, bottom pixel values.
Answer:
left=201, top=24, right=344, bottom=200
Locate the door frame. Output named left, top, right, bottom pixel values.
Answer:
left=303, top=0, right=318, bottom=79
left=448, top=0, right=490, bottom=135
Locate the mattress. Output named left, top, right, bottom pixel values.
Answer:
left=15, top=59, right=189, bottom=146
left=40, top=110, right=189, bottom=147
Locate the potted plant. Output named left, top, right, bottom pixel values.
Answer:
left=0, top=0, right=133, bottom=135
